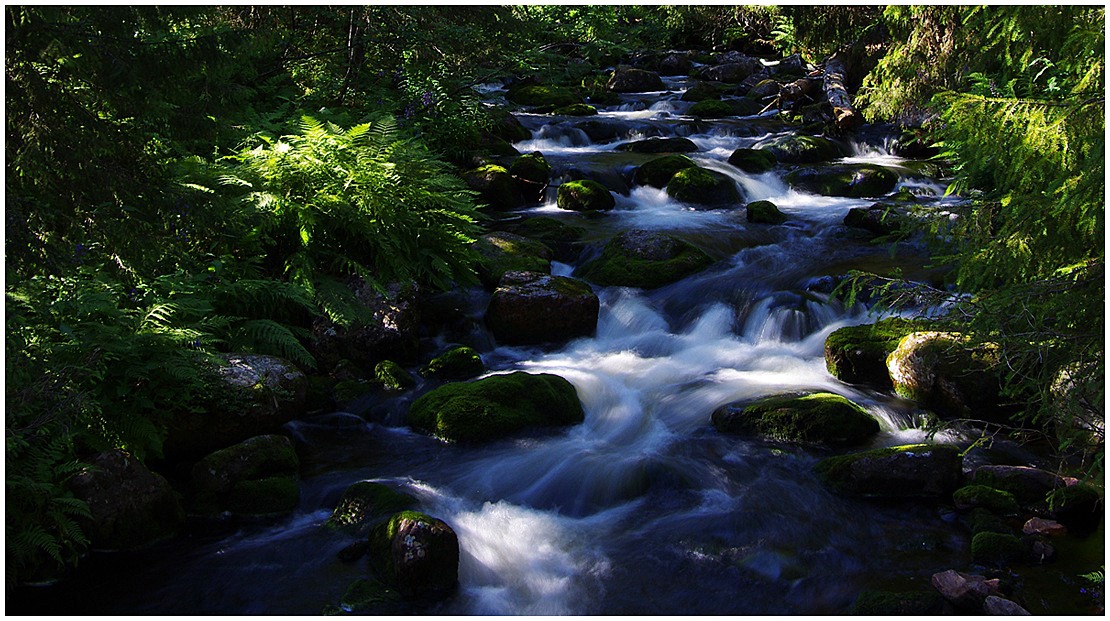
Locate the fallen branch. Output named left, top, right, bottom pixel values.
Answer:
left=823, top=51, right=861, bottom=129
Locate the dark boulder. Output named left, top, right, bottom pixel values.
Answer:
left=616, top=137, right=699, bottom=154
left=486, top=271, right=599, bottom=345
left=607, top=66, right=665, bottom=93
left=785, top=165, right=899, bottom=198
left=634, top=154, right=697, bottom=188
left=755, top=134, right=846, bottom=164
left=700, top=58, right=763, bottom=83
left=509, top=151, right=552, bottom=203
left=844, top=203, right=907, bottom=236
left=887, top=331, right=1008, bottom=422
left=556, top=179, right=616, bottom=212
left=374, top=360, right=416, bottom=392
left=326, top=481, right=416, bottom=533
left=667, top=167, right=743, bottom=207
left=464, top=164, right=524, bottom=211
left=728, top=148, right=776, bottom=173
left=190, top=434, right=300, bottom=518
left=681, top=81, right=729, bottom=102
left=824, top=317, right=923, bottom=389
left=309, top=279, right=421, bottom=370
left=578, top=229, right=714, bottom=289
left=746, top=200, right=786, bottom=224
left=369, top=511, right=460, bottom=599
left=815, top=444, right=964, bottom=498
left=506, top=84, right=581, bottom=108
left=712, top=392, right=880, bottom=446
left=473, top=231, right=554, bottom=289
left=420, top=346, right=486, bottom=381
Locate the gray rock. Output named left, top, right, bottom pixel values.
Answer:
left=608, top=66, right=665, bottom=92
left=984, top=595, right=1032, bottom=615
left=486, top=271, right=599, bottom=345
left=931, top=569, right=1003, bottom=611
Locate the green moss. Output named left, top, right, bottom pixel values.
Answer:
left=615, top=137, right=699, bottom=153
left=509, top=152, right=551, bottom=186
left=971, top=531, right=1029, bottom=565
left=714, top=392, right=879, bottom=445
left=552, top=103, right=598, bottom=116
left=759, top=134, right=844, bottom=163
left=814, top=444, right=963, bottom=498
left=507, top=84, right=581, bottom=108
left=851, top=590, right=944, bottom=615
left=337, top=578, right=402, bottom=613
left=420, top=346, right=485, bottom=380
left=225, top=475, right=300, bottom=515
left=473, top=232, right=553, bottom=288
left=785, top=165, right=899, bottom=198
left=193, top=434, right=299, bottom=494
left=746, top=200, right=786, bottom=224
left=578, top=233, right=713, bottom=289
left=465, top=164, right=522, bottom=210
left=327, top=481, right=416, bottom=531
left=824, top=318, right=925, bottom=387
left=509, top=217, right=586, bottom=244
left=953, top=485, right=1020, bottom=514
left=633, top=154, right=697, bottom=188
left=666, top=167, right=742, bottom=206
left=374, top=360, right=416, bottom=391
left=556, top=180, right=615, bottom=211
left=728, top=148, right=776, bottom=173
left=681, top=81, right=726, bottom=102
left=688, top=99, right=732, bottom=118
left=966, top=507, right=1015, bottom=535
left=406, top=372, right=585, bottom=443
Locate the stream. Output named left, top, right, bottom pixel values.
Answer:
left=14, top=73, right=1097, bottom=616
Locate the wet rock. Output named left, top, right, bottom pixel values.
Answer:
left=616, top=136, right=699, bottom=153
left=485, top=271, right=599, bottom=345
left=509, top=151, right=551, bottom=203
left=333, top=577, right=403, bottom=613
left=931, top=569, right=1003, bottom=612
left=369, top=511, right=460, bottom=599
left=850, top=590, right=945, bottom=615
left=164, top=353, right=307, bottom=460
left=326, top=481, right=416, bottom=532
left=552, top=103, right=598, bottom=116
left=420, top=346, right=485, bottom=381
left=507, top=84, right=580, bottom=108
left=374, top=360, right=416, bottom=392
left=1031, top=539, right=1056, bottom=563
left=502, top=217, right=587, bottom=263
left=681, top=81, right=729, bottom=102
left=407, top=371, right=585, bottom=443
left=556, top=179, right=616, bottom=212
left=700, top=59, right=763, bottom=83
left=607, top=66, right=665, bottom=92
left=966, top=507, right=1015, bottom=536
left=983, top=595, right=1032, bottom=615
left=68, top=450, right=184, bottom=551
left=971, top=531, right=1031, bottom=565
left=728, top=148, right=776, bottom=173
left=972, top=465, right=1075, bottom=506
left=473, top=231, right=553, bottom=289
left=1048, top=482, right=1103, bottom=534
left=824, top=318, right=923, bottom=389
left=785, top=164, right=899, bottom=198
left=844, top=203, right=907, bottom=236
left=953, top=485, right=1021, bottom=515
left=1022, top=517, right=1067, bottom=537
left=464, top=164, right=524, bottom=210
left=634, top=154, right=697, bottom=188
left=309, top=279, right=421, bottom=371
left=578, top=229, right=714, bottom=289
left=666, top=166, right=743, bottom=207
left=815, top=444, right=964, bottom=498
left=712, top=392, right=880, bottom=446
left=688, top=99, right=733, bottom=118
left=746, top=200, right=786, bottom=224
left=746, top=78, right=782, bottom=100
left=755, top=134, right=846, bottom=164
left=887, top=331, right=1008, bottom=422
left=487, top=107, right=532, bottom=143
left=190, top=434, right=300, bottom=518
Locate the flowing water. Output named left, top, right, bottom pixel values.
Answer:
left=21, top=74, right=1087, bottom=616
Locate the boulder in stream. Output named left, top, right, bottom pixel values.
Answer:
left=190, top=434, right=300, bottom=518
left=688, top=99, right=733, bottom=119
left=712, top=392, right=880, bottom=446
left=755, top=134, right=846, bottom=164
left=309, top=279, right=421, bottom=370
left=887, top=331, right=1008, bottom=422
left=506, top=84, right=581, bottom=108
left=369, top=511, right=460, bottom=599
left=473, top=231, right=554, bottom=289
left=326, top=481, right=417, bottom=533
left=420, top=346, right=485, bottom=381
left=699, top=58, right=763, bottom=83
left=634, top=154, right=697, bottom=188
left=666, top=166, right=743, bottom=207
left=824, top=317, right=924, bottom=389
left=616, top=136, right=699, bottom=153
left=485, top=271, right=599, bottom=345
left=844, top=203, right=907, bottom=237
left=607, top=66, right=665, bottom=92
left=728, top=148, right=776, bottom=173
left=509, top=151, right=552, bottom=203
left=681, top=80, right=730, bottom=102
left=464, top=164, right=524, bottom=211
left=552, top=103, right=598, bottom=116
left=930, top=569, right=1004, bottom=612
left=577, top=229, right=714, bottom=289
left=556, top=179, right=616, bottom=212
left=784, top=164, right=899, bottom=198
left=746, top=200, right=787, bottom=224
left=406, top=371, right=585, bottom=443
left=815, top=443, right=963, bottom=498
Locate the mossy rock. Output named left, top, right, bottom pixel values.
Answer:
left=887, top=332, right=1007, bottom=421
left=970, top=531, right=1030, bottom=565
left=406, top=372, right=585, bottom=443
left=844, top=203, right=907, bottom=237
left=615, top=137, right=699, bottom=154
left=953, top=485, right=1020, bottom=515
left=508, top=217, right=587, bottom=244
left=507, top=84, right=581, bottom=108
left=727, top=148, right=776, bottom=173
left=607, top=66, right=665, bottom=93
left=824, top=317, right=924, bottom=389
left=552, top=103, right=598, bottom=116
left=850, top=590, right=945, bottom=615
left=224, top=476, right=300, bottom=516
left=486, top=272, right=599, bottom=345
left=728, top=96, right=764, bottom=116
left=420, top=346, right=485, bottom=381
left=814, top=444, right=964, bottom=498
left=667, top=167, right=743, bottom=207
left=712, top=392, right=880, bottom=446
left=487, top=107, right=532, bottom=143
left=633, top=154, right=697, bottom=188
left=966, top=507, right=1015, bottom=535
left=327, top=481, right=417, bottom=532
left=681, top=81, right=729, bottom=102
left=473, top=231, right=554, bottom=289
left=755, top=134, right=846, bottom=164
left=333, top=578, right=403, bottom=614
left=464, top=164, right=523, bottom=211
left=556, top=179, right=616, bottom=212
left=374, top=360, right=416, bottom=391
left=190, top=434, right=301, bottom=518
left=577, top=229, right=714, bottom=289
left=509, top=151, right=551, bottom=203
left=784, top=165, right=899, bottom=198
left=746, top=200, right=786, bottom=224
left=368, top=511, right=459, bottom=599
left=1048, top=483, right=1103, bottom=533
left=688, top=99, right=733, bottom=118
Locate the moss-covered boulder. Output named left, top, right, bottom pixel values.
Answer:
left=887, top=332, right=1007, bottom=421
left=556, top=179, right=616, bottom=212
left=190, top=434, right=300, bottom=517
left=607, top=66, right=665, bottom=93
left=970, top=531, right=1030, bottom=565
left=374, top=360, right=416, bottom=392
left=688, top=99, right=733, bottom=118
left=503, top=217, right=587, bottom=262
left=972, top=465, right=1074, bottom=507
left=1048, top=483, right=1103, bottom=533
left=815, top=444, right=964, bottom=499
left=616, top=137, right=699, bottom=154
left=952, top=485, right=1020, bottom=515
left=473, top=231, right=554, bottom=289
left=369, top=511, right=459, bottom=599
left=633, top=154, right=697, bottom=188
left=326, top=481, right=416, bottom=532
left=844, top=203, right=907, bottom=237
left=755, top=134, right=846, bottom=164
left=308, top=280, right=422, bottom=373
left=728, top=148, right=776, bottom=173
left=667, top=166, right=743, bottom=207
left=487, top=107, right=532, bottom=143
left=966, top=508, right=1014, bottom=536
left=824, top=318, right=923, bottom=389
left=785, top=165, right=899, bottom=198
left=700, top=59, right=763, bottom=83
left=746, top=200, right=786, bottom=224
left=578, top=229, right=714, bottom=289
left=552, top=103, right=598, bottom=116
left=68, top=449, right=184, bottom=551
left=712, top=392, right=879, bottom=446
left=746, top=78, right=782, bottom=100
left=681, top=81, right=729, bottom=102
left=507, top=84, right=581, bottom=108
left=850, top=590, right=945, bottom=615
left=485, top=271, right=599, bottom=345
left=407, top=372, right=585, bottom=443
left=330, top=578, right=403, bottom=614
left=509, top=151, right=551, bottom=203
left=420, top=346, right=485, bottom=381
left=464, top=164, right=524, bottom=211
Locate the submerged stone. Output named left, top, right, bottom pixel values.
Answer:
left=746, top=200, right=786, bottom=224
left=615, top=137, right=699, bottom=154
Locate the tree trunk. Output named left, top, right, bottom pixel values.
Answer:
left=823, top=52, right=861, bottom=129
